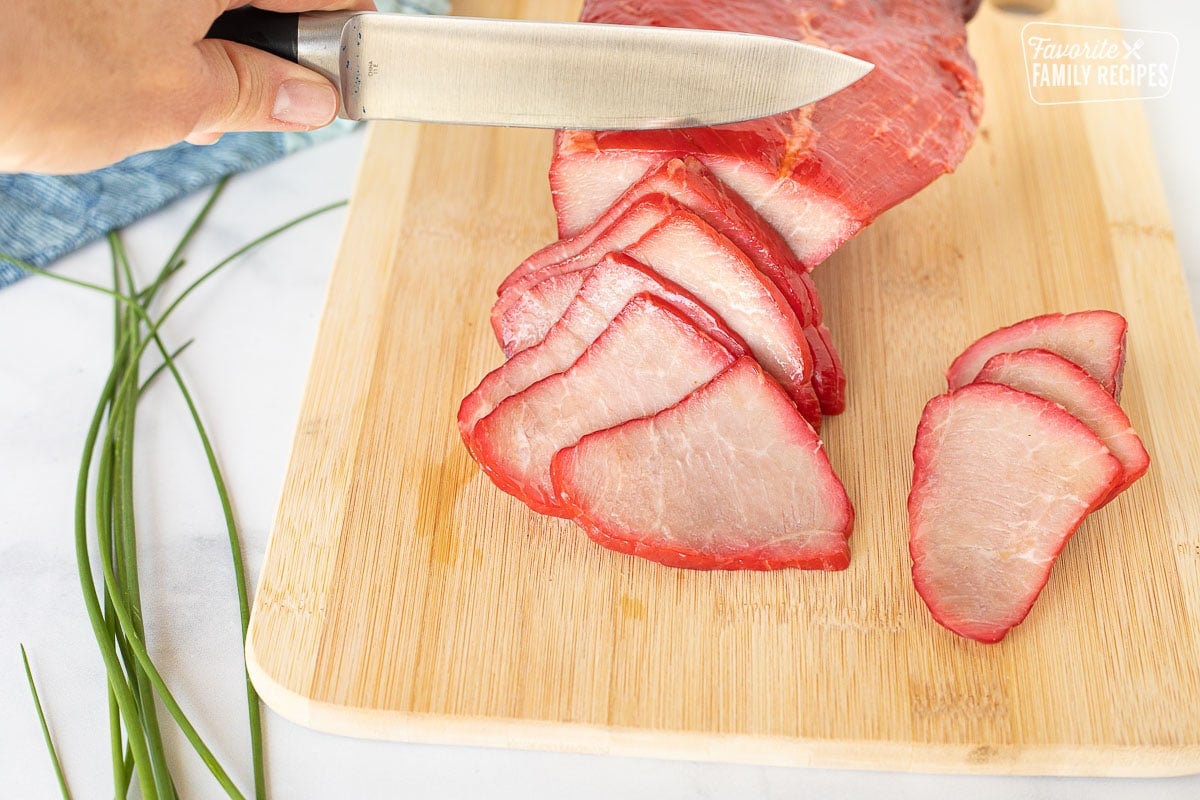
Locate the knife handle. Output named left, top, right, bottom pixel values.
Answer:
left=206, top=8, right=300, bottom=64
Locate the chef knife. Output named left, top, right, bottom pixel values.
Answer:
left=205, top=9, right=873, bottom=129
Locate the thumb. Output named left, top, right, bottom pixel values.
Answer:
left=187, top=40, right=340, bottom=142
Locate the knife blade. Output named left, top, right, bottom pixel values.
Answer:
left=206, top=10, right=873, bottom=129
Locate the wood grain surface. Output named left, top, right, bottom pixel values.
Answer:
left=245, top=0, right=1200, bottom=775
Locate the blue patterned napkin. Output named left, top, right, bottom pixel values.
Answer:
left=0, top=0, right=449, bottom=288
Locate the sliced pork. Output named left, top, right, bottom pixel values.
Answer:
left=461, top=254, right=747, bottom=439
left=504, top=158, right=819, bottom=326
left=491, top=194, right=682, bottom=356
left=974, top=349, right=1149, bottom=505
left=496, top=207, right=823, bottom=427
left=908, top=383, right=1122, bottom=643
left=461, top=0, right=991, bottom=572
left=807, top=323, right=847, bottom=416
left=500, top=194, right=677, bottom=299
left=498, top=157, right=846, bottom=415
left=553, top=358, right=854, bottom=570
left=946, top=310, right=1128, bottom=397
left=467, top=294, right=734, bottom=516
left=623, top=209, right=821, bottom=425
left=491, top=270, right=587, bottom=359
left=550, top=0, right=982, bottom=267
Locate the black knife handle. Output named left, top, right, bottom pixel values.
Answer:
left=206, top=8, right=299, bottom=64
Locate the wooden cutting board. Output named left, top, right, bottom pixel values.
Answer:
left=245, top=0, right=1200, bottom=776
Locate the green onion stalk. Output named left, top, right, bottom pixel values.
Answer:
left=5, top=183, right=347, bottom=799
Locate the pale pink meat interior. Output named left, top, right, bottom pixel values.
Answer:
left=472, top=295, right=734, bottom=511
left=623, top=210, right=813, bottom=402
left=492, top=270, right=585, bottom=358
left=554, top=358, right=853, bottom=562
left=463, top=255, right=744, bottom=438
left=947, top=311, right=1128, bottom=397
left=975, top=348, right=1148, bottom=501
left=909, top=383, right=1121, bottom=642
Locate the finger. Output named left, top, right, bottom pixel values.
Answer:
left=189, top=40, right=340, bottom=136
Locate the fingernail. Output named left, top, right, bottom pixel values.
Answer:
left=185, top=131, right=223, bottom=147
left=272, top=80, right=337, bottom=127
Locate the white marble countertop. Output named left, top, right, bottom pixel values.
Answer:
left=2, top=2, right=1197, bottom=798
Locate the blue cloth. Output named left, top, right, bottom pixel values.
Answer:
left=0, top=0, right=449, bottom=288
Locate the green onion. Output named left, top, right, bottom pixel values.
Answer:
left=20, top=645, right=73, bottom=800
left=2, top=184, right=347, bottom=798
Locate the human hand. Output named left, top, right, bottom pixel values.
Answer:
left=0, top=0, right=374, bottom=175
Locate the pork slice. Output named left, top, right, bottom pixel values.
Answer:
left=495, top=260, right=842, bottom=418
left=552, top=146, right=665, bottom=242
left=786, top=271, right=845, bottom=416
left=552, top=357, right=854, bottom=571
left=495, top=207, right=822, bottom=427
left=504, top=157, right=817, bottom=325
left=802, top=322, right=845, bottom=416
left=781, top=267, right=822, bottom=326
left=500, top=194, right=678, bottom=299
left=467, top=294, right=734, bottom=516
left=908, top=383, right=1123, bottom=643
left=551, top=0, right=982, bottom=267
left=622, top=209, right=821, bottom=426
left=491, top=270, right=586, bottom=358
left=946, top=311, right=1128, bottom=397
left=491, top=195, right=681, bottom=354
left=494, top=179, right=844, bottom=416
left=974, top=349, right=1149, bottom=505
left=462, top=255, right=748, bottom=438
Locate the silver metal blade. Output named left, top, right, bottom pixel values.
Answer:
left=321, top=14, right=873, bottom=128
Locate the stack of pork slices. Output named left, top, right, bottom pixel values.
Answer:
left=909, top=311, right=1150, bottom=642
left=459, top=0, right=983, bottom=571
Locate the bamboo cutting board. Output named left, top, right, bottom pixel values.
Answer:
left=246, top=0, right=1200, bottom=776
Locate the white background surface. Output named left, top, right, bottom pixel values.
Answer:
left=2, top=1, right=1197, bottom=797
